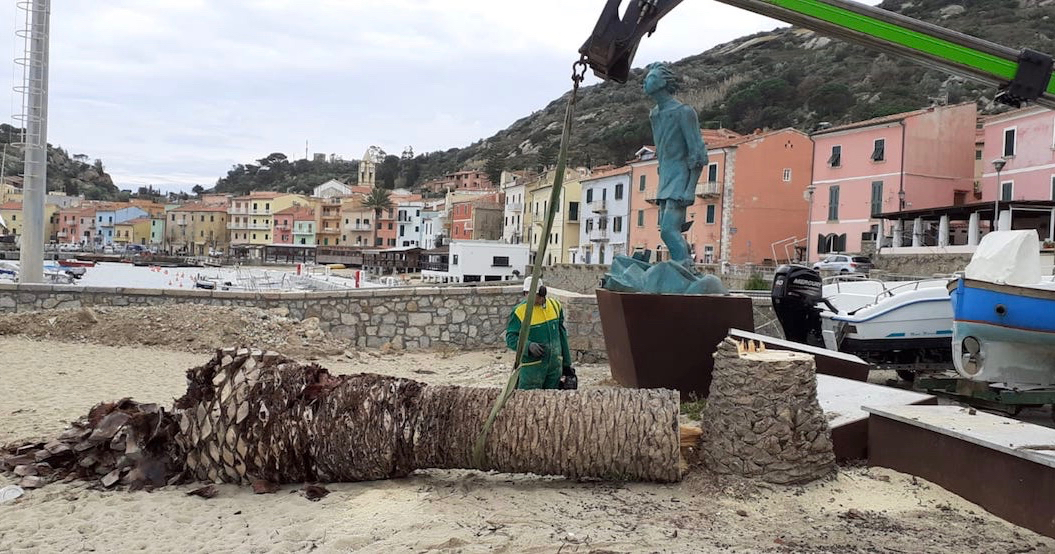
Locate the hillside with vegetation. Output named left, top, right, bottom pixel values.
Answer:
left=434, top=0, right=1055, bottom=172
left=0, top=124, right=121, bottom=201
left=214, top=0, right=1053, bottom=193
left=213, top=148, right=456, bottom=196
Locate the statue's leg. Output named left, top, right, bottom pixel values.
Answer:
left=659, top=201, right=690, bottom=265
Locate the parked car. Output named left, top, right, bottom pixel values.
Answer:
left=812, top=254, right=874, bottom=274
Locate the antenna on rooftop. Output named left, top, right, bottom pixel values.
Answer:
left=13, top=0, right=51, bottom=283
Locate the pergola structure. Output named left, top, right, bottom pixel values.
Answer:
left=876, top=200, right=1055, bottom=252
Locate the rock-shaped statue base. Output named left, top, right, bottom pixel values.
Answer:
left=602, top=254, right=727, bottom=295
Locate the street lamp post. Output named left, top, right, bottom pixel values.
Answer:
left=992, top=157, right=1007, bottom=231
left=804, top=183, right=816, bottom=263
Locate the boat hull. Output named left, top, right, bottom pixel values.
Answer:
left=819, top=282, right=953, bottom=367
left=951, top=278, right=1055, bottom=385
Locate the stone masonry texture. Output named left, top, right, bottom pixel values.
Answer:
left=701, top=338, right=835, bottom=485
left=0, top=283, right=608, bottom=362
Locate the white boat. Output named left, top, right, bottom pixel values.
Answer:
left=818, top=276, right=954, bottom=369
left=0, top=260, right=81, bottom=284
left=772, top=266, right=955, bottom=375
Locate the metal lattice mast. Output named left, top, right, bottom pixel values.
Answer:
left=14, top=0, right=50, bottom=283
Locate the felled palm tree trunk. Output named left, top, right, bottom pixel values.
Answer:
left=4, top=349, right=682, bottom=489
left=177, top=348, right=682, bottom=484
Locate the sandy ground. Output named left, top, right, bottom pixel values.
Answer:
left=2, top=337, right=1053, bottom=553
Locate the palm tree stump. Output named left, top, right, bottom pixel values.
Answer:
left=701, top=338, right=835, bottom=484
left=2, top=348, right=682, bottom=489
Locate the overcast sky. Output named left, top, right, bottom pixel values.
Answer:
left=0, top=1, right=819, bottom=192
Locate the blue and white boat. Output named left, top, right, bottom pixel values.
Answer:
left=951, top=231, right=1055, bottom=387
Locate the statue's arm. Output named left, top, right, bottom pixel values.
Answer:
left=679, top=106, right=708, bottom=168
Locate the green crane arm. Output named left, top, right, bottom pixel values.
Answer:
left=579, top=0, right=1055, bottom=109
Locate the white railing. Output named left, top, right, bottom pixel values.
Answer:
left=227, top=222, right=270, bottom=230
left=695, top=182, right=720, bottom=197
left=589, top=227, right=609, bottom=241
left=589, top=199, right=607, bottom=213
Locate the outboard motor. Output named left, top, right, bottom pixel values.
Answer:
left=771, top=265, right=823, bottom=346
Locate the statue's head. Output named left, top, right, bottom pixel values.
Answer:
left=643, top=62, right=677, bottom=96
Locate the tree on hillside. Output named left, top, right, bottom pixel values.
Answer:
left=484, top=148, right=505, bottom=186
left=376, top=155, right=401, bottom=189
left=535, top=142, right=558, bottom=171
left=192, top=184, right=205, bottom=196
left=362, top=187, right=392, bottom=247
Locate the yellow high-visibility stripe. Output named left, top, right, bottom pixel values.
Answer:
left=514, top=298, right=562, bottom=325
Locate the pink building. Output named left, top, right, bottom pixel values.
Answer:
left=272, top=206, right=314, bottom=245
left=57, top=206, right=95, bottom=244
left=981, top=106, right=1055, bottom=202
left=56, top=207, right=82, bottom=244
left=808, top=103, right=977, bottom=260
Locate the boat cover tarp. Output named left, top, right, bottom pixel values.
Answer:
left=965, top=230, right=1040, bottom=285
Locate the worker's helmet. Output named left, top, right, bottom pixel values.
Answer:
left=522, top=276, right=543, bottom=292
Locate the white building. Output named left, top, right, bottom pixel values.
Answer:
left=501, top=171, right=526, bottom=244
left=396, top=201, right=425, bottom=247
left=421, top=240, right=529, bottom=284
left=313, top=179, right=352, bottom=198
left=575, top=167, right=631, bottom=264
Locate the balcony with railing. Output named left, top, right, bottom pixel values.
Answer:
left=227, top=222, right=271, bottom=230
left=695, top=181, right=720, bottom=198
left=228, top=207, right=271, bottom=216
left=588, top=227, right=610, bottom=242
left=589, top=199, right=608, bottom=213
left=345, top=223, right=372, bottom=232
left=506, top=202, right=523, bottom=213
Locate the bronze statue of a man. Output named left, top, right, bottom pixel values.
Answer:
left=644, top=62, right=707, bottom=267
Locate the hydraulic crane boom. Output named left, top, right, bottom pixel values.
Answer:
left=580, top=0, right=1055, bottom=109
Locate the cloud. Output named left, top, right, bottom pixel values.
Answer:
left=0, top=1, right=854, bottom=191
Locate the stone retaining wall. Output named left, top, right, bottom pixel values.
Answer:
left=0, top=284, right=776, bottom=361
left=0, top=283, right=611, bottom=362
left=872, top=253, right=972, bottom=276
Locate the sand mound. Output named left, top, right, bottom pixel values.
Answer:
left=0, top=305, right=347, bottom=358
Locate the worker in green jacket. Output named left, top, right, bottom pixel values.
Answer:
left=506, top=277, right=576, bottom=390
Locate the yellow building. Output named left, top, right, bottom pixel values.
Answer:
left=340, top=194, right=374, bottom=248
left=227, top=192, right=308, bottom=255
left=168, top=204, right=229, bottom=256
left=0, top=201, right=59, bottom=241
left=0, top=201, right=21, bottom=237
left=523, top=169, right=583, bottom=265
left=114, top=217, right=152, bottom=246
left=0, top=182, right=19, bottom=205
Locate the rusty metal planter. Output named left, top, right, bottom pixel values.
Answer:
left=596, top=289, right=754, bottom=398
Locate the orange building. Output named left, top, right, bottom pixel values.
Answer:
left=450, top=192, right=503, bottom=241
left=628, top=128, right=813, bottom=265
left=421, top=170, right=493, bottom=194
